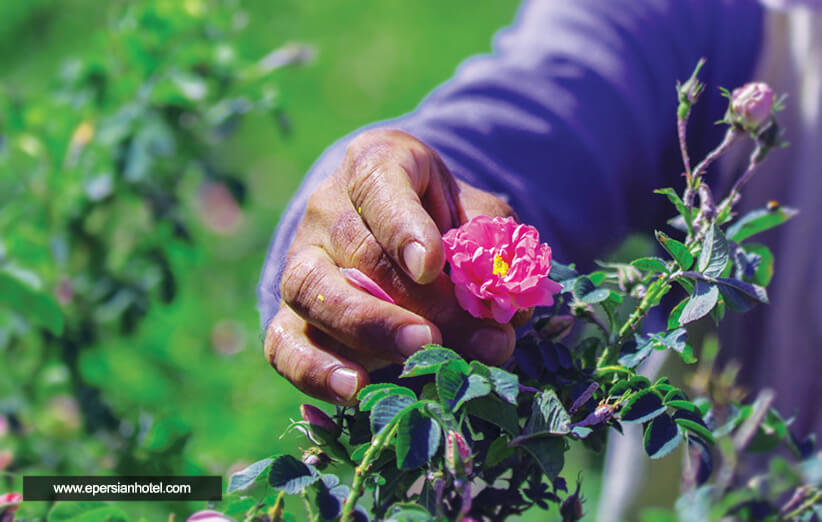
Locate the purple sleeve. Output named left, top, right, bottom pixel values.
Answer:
left=258, top=0, right=764, bottom=327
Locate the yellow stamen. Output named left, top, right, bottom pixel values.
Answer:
left=492, top=254, right=510, bottom=277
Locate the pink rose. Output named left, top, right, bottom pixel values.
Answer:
left=731, top=82, right=774, bottom=130
left=442, top=216, right=562, bottom=323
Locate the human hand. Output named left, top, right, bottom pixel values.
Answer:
left=264, top=129, right=532, bottom=404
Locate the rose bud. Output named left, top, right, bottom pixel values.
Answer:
left=560, top=479, right=584, bottom=522
left=445, top=430, right=473, bottom=476
left=538, top=315, right=574, bottom=341
left=0, top=493, right=22, bottom=522
left=301, top=447, right=331, bottom=470
left=300, top=404, right=340, bottom=437
left=730, top=82, right=774, bottom=130
left=442, top=216, right=562, bottom=323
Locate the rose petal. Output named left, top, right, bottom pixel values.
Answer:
left=340, top=267, right=395, bottom=304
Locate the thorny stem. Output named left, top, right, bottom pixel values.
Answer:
left=691, top=127, right=742, bottom=181
left=782, top=491, right=822, bottom=520
left=717, top=145, right=766, bottom=217
left=340, top=409, right=406, bottom=521
left=678, top=115, right=692, bottom=179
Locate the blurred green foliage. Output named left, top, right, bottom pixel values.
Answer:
left=0, top=1, right=524, bottom=520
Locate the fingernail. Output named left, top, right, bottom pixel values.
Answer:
left=396, top=324, right=433, bottom=358
left=470, top=327, right=514, bottom=363
left=403, top=241, right=427, bottom=281
left=329, top=368, right=359, bottom=402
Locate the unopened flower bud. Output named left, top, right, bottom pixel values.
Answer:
left=616, top=265, right=642, bottom=293
left=538, top=315, right=574, bottom=341
left=301, top=447, right=331, bottom=470
left=445, top=430, right=473, bottom=476
left=560, top=479, right=584, bottom=522
left=300, top=404, right=340, bottom=437
left=730, top=82, right=774, bottom=130
left=0, top=493, right=23, bottom=522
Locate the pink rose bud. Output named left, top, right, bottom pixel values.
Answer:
left=442, top=216, right=562, bottom=323
left=445, top=430, right=473, bottom=476
left=0, top=493, right=22, bottom=521
left=300, top=404, right=340, bottom=437
left=186, top=510, right=234, bottom=522
left=731, top=82, right=774, bottom=130
left=539, top=315, right=574, bottom=341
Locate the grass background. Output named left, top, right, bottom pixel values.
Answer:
left=1, top=1, right=611, bottom=519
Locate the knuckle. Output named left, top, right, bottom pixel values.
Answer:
left=280, top=256, right=325, bottom=313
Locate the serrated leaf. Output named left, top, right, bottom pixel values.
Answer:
left=727, top=206, right=798, bottom=242
left=435, top=359, right=471, bottom=408
left=523, top=390, right=571, bottom=436
left=621, top=389, right=666, bottom=424
left=395, top=408, right=441, bottom=470
left=227, top=457, right=273, bottom=493
left=679, top=280, right=718, bottom=325
left=655, top=230, right=694, bottom=270
left=618, top=336, right=655, bottom=369
left=667, top=298, right=688, bottom=330
left=358, top=384, right=417, bottom=411
left=573, top=276, right=610, bottom=304
left=684, top=436, right=713, bottom=486
left=401, top=345, right=461, bottom=377
left=0, top=271, right=64, bottom=335
left=370, top=394, right=416, bottom=435
left=644, top=414, right=683, bottom=459
left=268, top=455, right=319, bottom=494
left=549, top=261, right=578, bottom=282
left=632, top=257, right=670, bottom=273
left=485, top=436, right=514, bottom=468
left=697, top=224, right=728, bottom=277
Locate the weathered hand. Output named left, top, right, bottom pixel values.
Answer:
left=264, top=129, right=531, bottom=404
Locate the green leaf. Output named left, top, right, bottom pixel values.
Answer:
left=674, top=418, right=715, bottom=445
left=679, top=280, right=719, bottom=325
left=395, top=408, right=441, bottom=470
left=485, top=436, right=514, bottom=468
left=697, top=224, right=728, bottom=277
left=573, top=276, right=610, bottom=304
left=727, top=205, right=798, bottom=242
left=632, top=257, right=670, bottom=274
left=523, top=390, right=571, bottom=436
left=48, top=503, right=129, bottom=522
left=385, top=503, right=434, bottom=521
left=227, top=457, right=273, bottom=493
left=371, top=394, right=416, bottom=435
left=469, top=361, right=519, bottom=404
left=401, top=345, right=462, bottom=377
left=714, top=278, right=768, bottom=304
left=655, top=231, right=693, bottom=270
left=643, top=414, right=683, bottom=459
left=621, top=389, right=666, bottom=424
left=667, top=298, right=688, bottom=330
left=465, top=395, right=519, bottom=435
left=549, top=260, right=578, bottom=282
left=738, top=243, right=774, bottom=286
left=267, top=455, right=319, bottom=494
left=654, top=188, right=692, bottom=226
left=0, top=270, right=64, bottom=335
left=435, top=359, right=470, bottom=407
left=511, top=434, right=566, bottom=480
left=358, top=383, right=417, bottom=411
